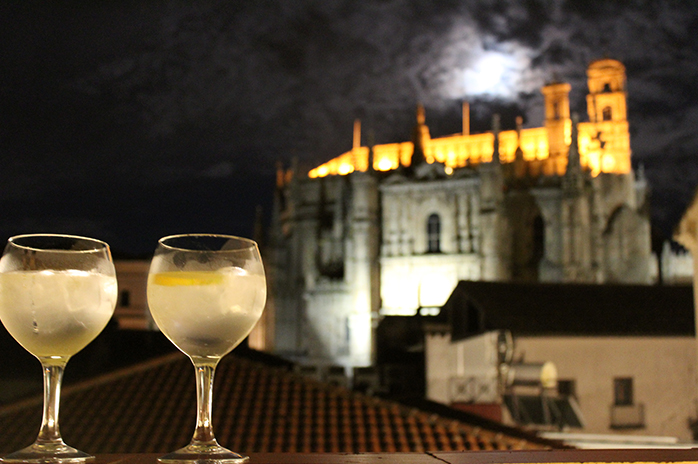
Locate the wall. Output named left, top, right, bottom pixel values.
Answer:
left=516, top=336, right=697, bottom=441
left=425, top=332, right=500, bottom=405
left=114, top=260, right=152, bottom=330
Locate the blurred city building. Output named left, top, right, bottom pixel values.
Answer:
left=268, top=58, right=663, bottom=369
left=427, top=281, right=695, bottom=441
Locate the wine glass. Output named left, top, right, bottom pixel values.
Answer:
left=0, top=234, right=118, bottom=463
left=146, top=234, right=267, bottom=463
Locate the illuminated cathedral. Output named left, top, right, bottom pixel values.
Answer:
left=268, top=58, right=653, bottom=368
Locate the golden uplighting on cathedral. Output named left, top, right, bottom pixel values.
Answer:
left=306, top=58, right=631, bottom=181
left=376, top=157, right=394, bottom=172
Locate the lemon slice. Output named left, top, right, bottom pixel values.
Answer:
left=151, top=271, right=224, bottom=286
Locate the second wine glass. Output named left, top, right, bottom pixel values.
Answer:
left=147, top=234, right=267, bottom=463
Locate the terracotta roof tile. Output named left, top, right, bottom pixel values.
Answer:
left=0, top=351, right=554, bottom=454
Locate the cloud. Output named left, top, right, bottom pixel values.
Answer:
left=470, top=0, right=552, bottom=49
left=3, top=0, right=698, bottom=246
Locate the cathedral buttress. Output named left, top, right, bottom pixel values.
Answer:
left=561, top=115, right=593, bottom=282
left=480, top=114, right=510, bottom=280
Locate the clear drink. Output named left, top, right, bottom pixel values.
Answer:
left=146, top=234, right=266, bottom=463
left=147, top=268, right=266, bottom=358
left=0, top=270, right=117, bottom=357
left=0, top=233, right=117, bottom=463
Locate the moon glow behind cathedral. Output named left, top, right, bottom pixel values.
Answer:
left=309, top=59, right=630, bottom=181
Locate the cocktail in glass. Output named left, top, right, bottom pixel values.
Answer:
left=0, top=234, right=118, bottom=463
left=147, top=234, right=266, bottom=463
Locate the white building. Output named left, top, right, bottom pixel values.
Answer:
left=426, top=281, right=696, bottom=441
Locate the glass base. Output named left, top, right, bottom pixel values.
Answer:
left=1, top=441, right=94, bottom=463
left=158, top=441, right=248, bottom=464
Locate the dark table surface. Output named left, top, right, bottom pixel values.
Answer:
left=85, top=449, right=698, bottom=464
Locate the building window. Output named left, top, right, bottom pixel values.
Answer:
left=603, top=83, right=612, bottom=92
left=602, top=106, right=612, bottom=121
left=427, top=213, right=441, bottom=253
left=119, top=290, right=131, bottom=308
left=614, top=377, right=633, bottom=406
left=611, top=377, right=644, bottom=429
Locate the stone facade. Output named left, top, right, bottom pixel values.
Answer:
left=268, top=59, right=654, bottom=369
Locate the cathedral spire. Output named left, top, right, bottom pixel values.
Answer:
left=491, top=113, right=501, bottom=165
left=367, top=129, right=375, bottom=173
left=515, top=116, right=524, bottom=161
left=567, top=113, right=582, bottom=175
left=276, top=160, right=285, bottom=189
left=353, top=119, right=361, bottom=150
left=514, top=116, right=526, bottom=178
left=462, top=101, right=470, bottom=136
left=563, top=113, right=585, bottom=194
left=637, top=162, right=646, bottom=182
left=410, top=103, right=430, bottom=169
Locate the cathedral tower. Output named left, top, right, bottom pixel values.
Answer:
left=541, top=81, right=572, bottom=176
left=585, top=59, right=631, bottom=175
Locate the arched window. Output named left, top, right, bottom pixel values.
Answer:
left=427, top=213, right=441, bottom=253
left=602, top=106, right=612, bottom=121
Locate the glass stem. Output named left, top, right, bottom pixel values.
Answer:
left=191, top=358, right=219, bottom=446
left=37, top=357, right=68, bottom=445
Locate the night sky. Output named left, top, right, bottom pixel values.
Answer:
left=1, top=1, right=697, bottom=256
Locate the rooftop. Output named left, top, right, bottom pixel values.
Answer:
left=436, top=281, right=695, bottom=340
left=0, top=336, right=559, bottom=455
